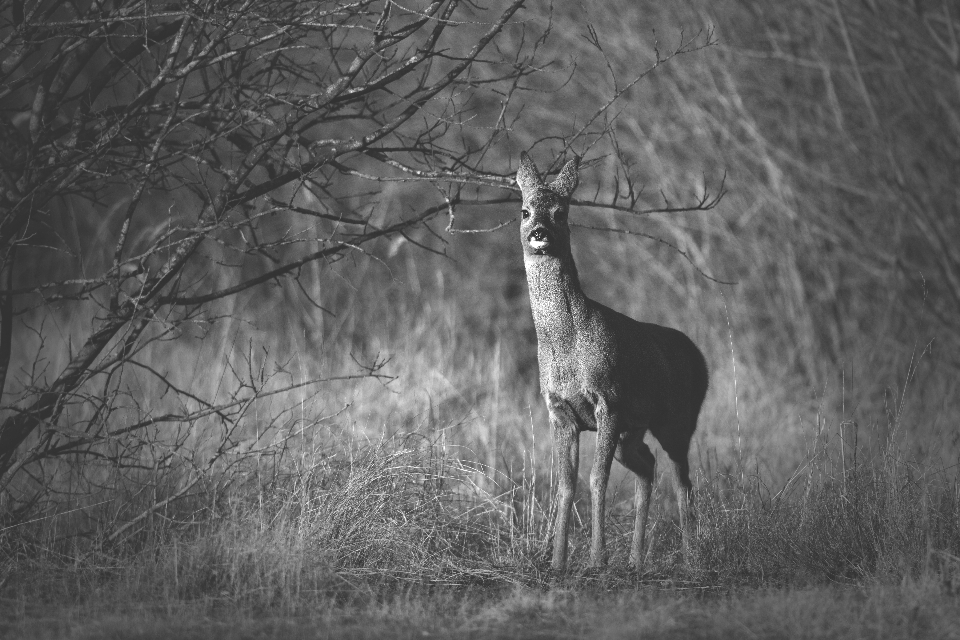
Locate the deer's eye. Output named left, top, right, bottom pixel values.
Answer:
left=521, top=209, right=530, bottom=219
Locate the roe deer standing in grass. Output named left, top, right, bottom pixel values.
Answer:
left=516, top=152, right=708, bottom=571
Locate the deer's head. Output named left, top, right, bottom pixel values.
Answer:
left=516, top=152, right=579, bottom=258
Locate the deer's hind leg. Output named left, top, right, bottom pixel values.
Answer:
left=615, top=430, right=655, bottom=569
left=663, top=434, right=697, bottom=568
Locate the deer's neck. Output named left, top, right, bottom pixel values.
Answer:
left=524, top=252, right=589, bottom=348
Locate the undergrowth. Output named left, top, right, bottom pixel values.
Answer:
left=2, top=416, right=958, bottom=612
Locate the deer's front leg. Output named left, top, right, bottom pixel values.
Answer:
left=551, top=411, right=579, bottom=571
left=589, top=399, right=618, bottom=568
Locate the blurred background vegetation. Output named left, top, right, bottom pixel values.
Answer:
left=1, top=0, right=958, bottom=602
left=275, top=0, right=960, bottom=484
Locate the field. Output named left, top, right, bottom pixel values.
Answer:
left=2, top=0, right=960, bottom=637
left=2, top=429, right=959, bottom=637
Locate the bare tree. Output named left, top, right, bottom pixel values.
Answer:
left=0, top=0, right=720, bottom=519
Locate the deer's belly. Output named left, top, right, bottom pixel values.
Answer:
left=543, top=375, right=665, bottom=433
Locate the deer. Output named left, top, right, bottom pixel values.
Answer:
left=515, top=152, right=709, bottom=571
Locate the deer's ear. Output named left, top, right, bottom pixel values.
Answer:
left=516, top=152, right=543, bottom=195
left=549, top=156, right=580, bottom=199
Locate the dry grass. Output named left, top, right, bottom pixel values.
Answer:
left=1, top=407, right=958, bottom=633
left=1, top=346, right=959, bottom=637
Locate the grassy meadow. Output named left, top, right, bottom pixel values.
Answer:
left=3, top=0, right=960, bottom=637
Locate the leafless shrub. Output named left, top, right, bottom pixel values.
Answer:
left=0, top=0, right=719, bottom=522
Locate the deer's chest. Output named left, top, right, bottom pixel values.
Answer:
left=537, top=332, right=619, bottom=430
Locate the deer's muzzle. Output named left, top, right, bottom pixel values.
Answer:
left=528, top=227, right=551, bottom=253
